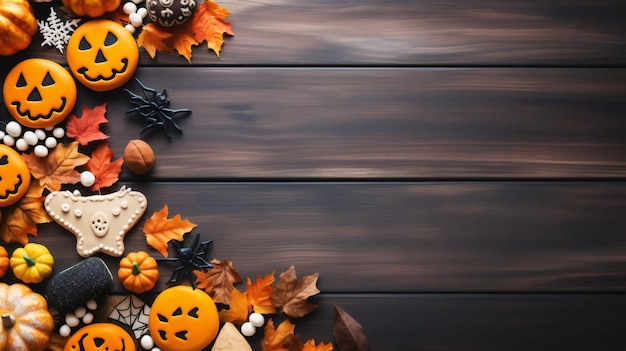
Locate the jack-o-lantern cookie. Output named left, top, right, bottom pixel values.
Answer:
left=64, top=323, right=135, bottom=351
left=66, top=19, right=138, bottom=92
left=3, top=58, right=77, bottom=128
left=0, top=144, right=31, bottom=207
left=149, top=285, right=219, bottom=351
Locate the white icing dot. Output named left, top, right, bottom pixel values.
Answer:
left=45, top=136, right=58, bottom=149
left=23, top=131, right=38, bottom=145
left=3, top=135, right=15, bottom=146
left=137, top=7, right=148, bottom=18
left=6, top=121, right=22, bottom=137
left=112, top=207, right=121, bottom=216
left=61, top=203, right=70, bottom=213
left=141, top=335, right=154, bottom=350
left=59, top=324, right=71, bottom=337
left=75, top=306, right=87, bottom=318
left=74, top=209, right=82, bottom=218
left=120, top=201, right=128, bottom=209
left=34, top=145, right=48, bottom=157
left=241, top=322, right=256, bottom=337
left=81, top=171, right=96, bottom=187
left=35, top=129, right=47, bottom=140
left=52, top=127, right=65, bottom=139
left=15, top=138, right=28, bottom=151
left=125, top=23, right=136, bottom=34
left=82, top=312, right=94, bottom=324
left=86, top=300, right=98, bottom=310
left=65, top=313, right=80, bottom=327
left=129, top=12, right=143, bottom=27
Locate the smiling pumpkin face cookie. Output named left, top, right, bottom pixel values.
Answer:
left=66, top=19, right=138, bottom=92
left=0, top=144, right=31, bottom=207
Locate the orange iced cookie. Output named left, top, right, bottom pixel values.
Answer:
left=0, top=144, right=31, bottom=207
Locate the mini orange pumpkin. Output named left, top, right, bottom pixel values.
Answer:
left=0, top=144, right=31, bottom=207
left=64, top=323, right=135, bottom=351
left=3, top=58, right=77, bottom=128
left=149, top=285, right=220, bottom=351
left=0, top=246, right=9, bottom=278
left=0, top=0, right=38, bottom=56
left=61, top=0, right=122, bottom=18
left=118, top=251, right=160, bottom=293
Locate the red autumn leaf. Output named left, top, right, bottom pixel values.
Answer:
left=142, top=205, right=197, bottom=257
left=65, top=104, right=110, bottom=145
left=0, top=183, right=51, bottom=245
left=84, top=143, right=123, bottom=191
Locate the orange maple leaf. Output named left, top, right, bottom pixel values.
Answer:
left=84, top=143, right=123, bottom=191
left=142, top=205, right=197, bottom=257
left=271, top=266, right=320, bottom=318
left=0, top=183, right=51, bottom=245
left=247, top=272, right=278, bottom=314
left=191, top=0, right=234, bottom=57
left=262, top=318, right=297, bottom=351
left=218, top=287, right=249, bottom=324
left=137, top=24, right=173, bottom=58
left=65, top=104, right=110, bottom=145
left=194, top=259, right=242, bottom=305
left=303, top=340, right=334, bottom=351
left=22, top=141, right=90, bottom=192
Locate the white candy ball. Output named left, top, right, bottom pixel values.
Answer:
left=125, top=23, right=136, bottom=33
left=0, top=131, right=4, bottom=139
left=123, top=2, right=137, bottom=14
left=81, top=171, right=96, bottom=187
left=249, top=312, right=265, bottom=327
left=82, top=312, right=94, bottom=324
left=241, top=322, right=256, bottom=337
left=65, top=313, right=80, bottom=327
left=6, top=121, right=22, bottom=137
left=140, top=335, right=155, bottom=350
left=129, top=12, right=143, bottom=27
left=23, top=131, right=38, bottom=145
left=3, top=135, right=15, bottom=146
left=15, top=138, right=28, bottom=151
left=75, top=306, right=87, bottom=319
left=86, top=299, right=98, bottom=310
left=35, top=129, right=47, bottom=140
left=34, top=145, right=49, bottom=157
left=137, top=7, right=148, bottom=18
left=59, top=324, right=71, bottom=337
left=45, top=137, right=58, bottom=149
left=151, top=348, right=161, bottom=351
left=53, top=127, right=65, bottom=139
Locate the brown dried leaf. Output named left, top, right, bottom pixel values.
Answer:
left=271, top=266, right=319, bottom=318
left=22, top=141, right=89, bottom=192
left=194, top=259, right=242, bottom=305
left=333, top=305, right=368, bottom=351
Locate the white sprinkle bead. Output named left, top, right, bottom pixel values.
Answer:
left=137, top=7, right=148, bottom=18
left=53, top=127, right=65, bottom=139
left=75, top=306, right=87, bottom=318
left=129, top=12, right=143, bottom=27
left=23, top=131, right=38, bottom=145
left=3, top=135, right=15, bottom=146
left=0, top=131, right=5, bottom=139
left=65, top=313, right=80, bottom=327
left=81, top=171, right=96, bottom=187
left=35, top=129, right=47, bottom=140
left=125, top=23, right=136, bottom=33
left=249, top=312, right=265, bottom=327
left=151, top=348, right=161, bottom=351
left=6, top=121, right=22, bottom=137
left=15, top=138, right=28, bottom=151
left=140, top=335, right=154, bottom=350
left=86, top=299, right=98, bottom=310
left=241, top=322, right=256, bottom=337
left=82, top=312, right=94, bottom=324
left=34, top=145, right=49, bottom=157
left=123, top=2, right=137, bottom=14
left=45, top=136, right=58, bottom=149
left=59, top=324, right=71, bottom=337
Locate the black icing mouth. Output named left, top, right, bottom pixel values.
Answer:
left=77, top=58, right=129, bottom=82
left=10, top=97, right=67, bottom=121
left=0, top=174, right=24, bottom=200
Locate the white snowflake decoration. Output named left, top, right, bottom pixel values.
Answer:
left=38, top=8, right=81, bottom=53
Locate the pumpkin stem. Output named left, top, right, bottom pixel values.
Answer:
left=132, top=261, right=142, bottom=275
left=23, top=253, right=37, bottom=267
left=2, top=313, right=15, bottom=328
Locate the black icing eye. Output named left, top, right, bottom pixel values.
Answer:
left=188, top=307, right=199, bottom=318
left=158, top=314, right=168, bottom=322
left=16, top=73, right=27, bottom=87
left=79, top=36, right=91, bottom=50
left=104, top=31, right=118, bottom=46
left=0, top=155, right=8, bottom=165
left=42, top=72, right=55, bottom=86
left=93, top=338, right=105, bottom=347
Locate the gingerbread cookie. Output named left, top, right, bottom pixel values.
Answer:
left=44, top=187, right=147, bottom=257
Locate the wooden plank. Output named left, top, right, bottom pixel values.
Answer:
left=7, top=182, right=626, bottom=293
left=45, top=67, right=626, bottom=180
left=5, top=0, right=625, bottom=66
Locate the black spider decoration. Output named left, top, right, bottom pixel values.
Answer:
left=123, top=77, right=191, bottom=138
left=157, top=232, right=213, bottom=288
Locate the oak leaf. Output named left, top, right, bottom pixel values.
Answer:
left=84, top=143, right=123, bottom=191
left=247, top=272, right=277, bottom=314
left=65, top=104, right=109, bottom=145
left=271, top=266, right=320, bottom=318
left=333, top=305, right=368, bottom=351
left=262, top=318, right=297, bottom=351
left=194, top=259, right=242, bottom=305
left=22, top=141, right=90, bottom=192
left=142, top=205, right=197, bottom=257
left=302, top=340, right=334, bottom=351
left=218, top=287, right=249, bottom=325
left=0, top=183, right=51, bottom=244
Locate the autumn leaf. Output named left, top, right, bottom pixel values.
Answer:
left=192, top=0, right=235, bottom=57
left=22, top=141, right=90, bottom=192
left=262, top=318, right=297, bottom=351
left=271, top=266, right=320, bottom=318
left=84, top=143, right=123, bottom=191
left=65, top=104, right=109, bottom=145
left=137, top=24, right=173, bottom=58
left=0, top=183, right=51, bottom=245
left=247, top=272, right=277, bottom=314
left=302, top=340, right=334, bottom=351
left=142, top=205, right=197, bottom=257
left=218, top=287, right=249, bottom=325
left=194, top=259, right=242, bottom=305
left=333, top=305, right=368, bottom=351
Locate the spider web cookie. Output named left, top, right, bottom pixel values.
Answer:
left=45, top=187, right=147, bottom=257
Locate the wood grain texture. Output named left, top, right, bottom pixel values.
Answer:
left=49, top=67, right=626, bottom=180
left=3, top=0, right=623, bottom=66
left=5, top=182, right=624, bottom=294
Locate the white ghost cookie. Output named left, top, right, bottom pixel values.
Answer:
left=45, top=187, right=147, bottom=257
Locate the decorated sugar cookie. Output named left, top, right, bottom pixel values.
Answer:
left=66, top=19, right=138, bottom=92
left=44, top=187, right=147, bottom=257
left=0, top=144, right=31, bottom=207
left=2, top=58, right=77, bottom=128
left=64, top=323, right=135, bottom=351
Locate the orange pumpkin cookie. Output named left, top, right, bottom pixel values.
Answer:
left=3, top=58, right=77, bottom=128
left=0, top=144, right=31, bottom=207
left=149, top=285, right=220, bottom=351
left=67, top=19, right=138, bottom=92
left=64, top=323, right=135, bottom=351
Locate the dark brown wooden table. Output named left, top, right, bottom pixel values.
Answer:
left=2, top=0, right=626, bottom=350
